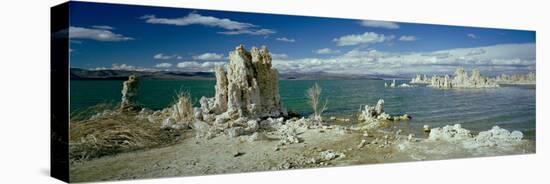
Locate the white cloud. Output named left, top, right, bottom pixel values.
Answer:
left=218, top=28, right=275, bottom=35
left=193, top=53, right=225, bottom=60
left=92, top=63, right=158, bottom=72
left=399, top=35, right=417, bottom=41
left=359, top=20, right=400, bottom=29
left=334, top=32, right=394, bottom=46
left=315, top=48, right=340, bottom=54
left=467, top=33, right=478, bottom=39
left=276, top=37, right=296, bottom=42
left=153, top=53, right=182, bottom=60
left=141, top=13, right=274, bottom=36
left=69, top=26, right=133, bottom=42
left=176, top=61, right=226, bottom=72
left=271, top=43, right=535, bottom=76
left=271, top=53, right=289, bottom=59
left=91, top=25, right=114, bottom=30
left=155, top=63, right=173, bottom=68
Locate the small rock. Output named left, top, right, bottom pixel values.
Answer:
left=357, top=139, right=367, bottom=148
left=273, top=147, right=280, bottom=152
left=408, top=134, right=415, bottom=141
left=233, top=151, right=244, bottom=157
left=330, top=116, right=336, bottom=120
left=423, top=125, right=431, bottom=132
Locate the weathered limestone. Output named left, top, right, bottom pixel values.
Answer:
left=358, top=99, right=409, bottom=123
left=470, top=126, right=523, bottom=147
left=120, top=75, right=140, bottom=111
left=428, top=124, right=524, bottom=148
left=495, top=72, right=536, bottom=85
left=411, top=74, right=430, bottom=84
left=428, top=124, right=473, bottom=141
left=201, top=45, right=287, bottom=120
left=412, top=67, right=499, bottom=89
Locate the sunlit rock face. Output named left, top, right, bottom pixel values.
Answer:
left=120, top=75, right=139, bottom=111
left=202, top=45, right=287, bottom=120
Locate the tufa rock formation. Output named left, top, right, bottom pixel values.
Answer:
left=200, top=45, right=287, bottom=120
left=428, top=124, right=524, bottom=148
left=120, top=75, right=140, bottom=111
left=495, top=72, right=536, bottom=85
left=411, top=67, right=499, bottom=89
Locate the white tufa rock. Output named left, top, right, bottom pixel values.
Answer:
left=319, top=150, right=345, bottom=161
left=414, top=67, right=499, bottom=89
left=428, top=124, right=472, bottom=141
left=470, top=126, right=524, bottom=147
left=202, top=45, right=287, bottom=119
left=120, top=75, right=139, bottom=111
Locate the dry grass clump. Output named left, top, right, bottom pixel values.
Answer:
left=69, top=112, right=183, bottom=161
left=171, top=92, right=194, bottom=124
left=70, top=102, right=118, bottom=122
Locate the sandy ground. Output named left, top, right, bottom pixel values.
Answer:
left=69, top=125, right=535, bottom=183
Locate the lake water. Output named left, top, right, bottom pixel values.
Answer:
left=70, top=80, right=536, bottom=139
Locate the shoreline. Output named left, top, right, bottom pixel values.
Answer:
left=69, top=123, right=535, bottom=182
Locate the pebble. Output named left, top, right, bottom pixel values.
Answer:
left=408, top=134, right=415, bottom=141
left=233, top=151, right=244, bottom=157
left=423, top=125, right=431, bottom=132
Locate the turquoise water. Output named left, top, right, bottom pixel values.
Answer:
left=70, top=80, right=536, bottom=139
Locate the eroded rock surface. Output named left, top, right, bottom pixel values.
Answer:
left=427, top=124, right=524, bottom=148
left=411, top=67, right=499, bottom=89
left=120, top=75, right=140, bottom=111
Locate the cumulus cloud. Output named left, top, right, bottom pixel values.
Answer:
left=334, top=32, right=394, bottom=46
left=155, top=63, right=173, bottom=68
left=218, top=28, right=275, bottom=35
left=193, top=53, right=225, bottom=60
left=271, top=53, right=289, bottom=59
left=69, top=26, right=133, bottom=42
left=276, top=37, right=296, bottom=42
left=153, top=53, right=182, bottom=60
left=91, top=25, right=114, bottom=30
left=315, top=48, right=340, bottom=54
left=176, top=61, right=227, bottom=72
left=271, top=43, right=535, bottom=76
left=359, top=20, right=400, bottom=29
left=399, top=35, right=417, bottom=41
left=467, top=33, right=478, bottom=39
left=141, top=13, right=275, bottom=36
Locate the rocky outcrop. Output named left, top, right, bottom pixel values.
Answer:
left=495, top=72, right=536, bottom=85
left=384, top=79, right=397, bottom=88
left=428, top=124, right=472, bottom=141
left=201, top=45, right=287, bottom=120
left=410, top=74, right=430, bottom=84
left=120, top=75, right=140, bottom=111
left=411, top=67, right=499, bottom=89
left=357, top=99, right=411, bottom=130
left=428, top=124, right=524, bottom=148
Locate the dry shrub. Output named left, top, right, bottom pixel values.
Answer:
left=70, top=102, right=118, bottom=122
left=69, top=112, right=183, bottom=161
left=171, top=91, right=194, bottom=124
left=306, top=83, right=328, bottom=121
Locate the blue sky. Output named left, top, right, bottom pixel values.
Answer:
left=68, top=1, right=535, bottom=76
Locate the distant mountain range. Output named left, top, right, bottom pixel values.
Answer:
left=70, top=68, right=392, bottom=80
